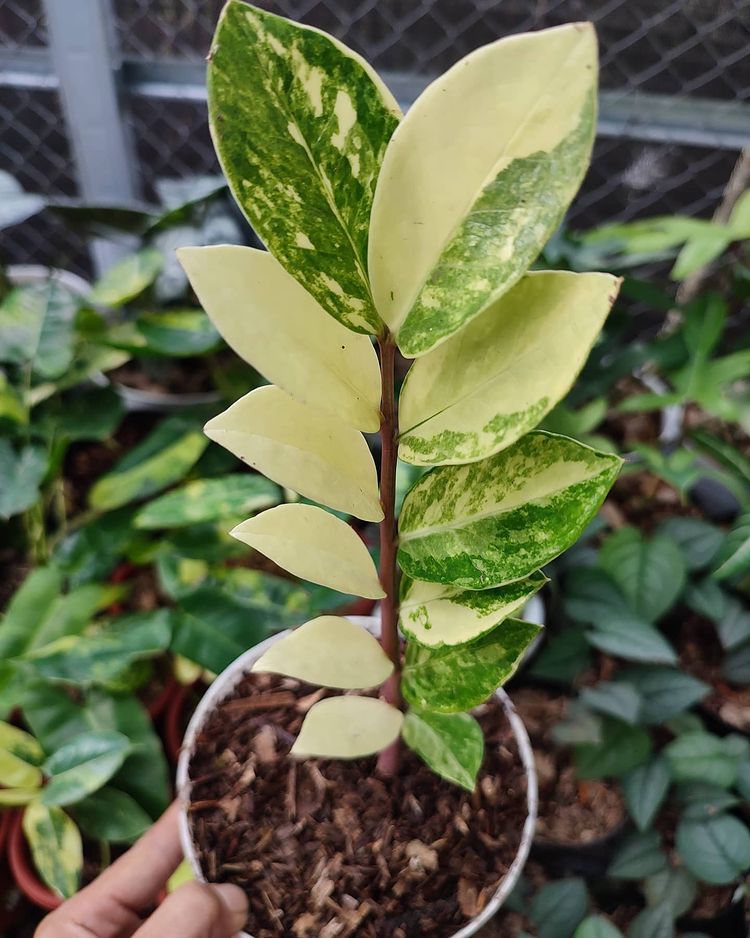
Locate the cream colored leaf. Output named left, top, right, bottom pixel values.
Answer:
left=399, top=272, right=621, bottom=465
left=400, top=572, right=547, bottom=647
left=369, top=23, right=598, bottom=357
left=0, top=721, right=44, bottom=765
left=204, top=386, right=383, bottom=522
left=231, top=504, right=385, bottom=599
left=252, top=616, right=393, bottom=688
left=177, top=246, right=381, bottom=431
left=291, top=696, right=403, bottom=758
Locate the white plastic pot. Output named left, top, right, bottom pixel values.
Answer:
left=177, top=616, right=538, bottom=938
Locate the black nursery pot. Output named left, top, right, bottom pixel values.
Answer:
left=530, top=821, right=628, bottom=879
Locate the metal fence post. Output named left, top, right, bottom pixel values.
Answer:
left=41, top=0, right=138, bottom=274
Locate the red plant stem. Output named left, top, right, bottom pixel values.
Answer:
left=376, top=334, right=403, bottom=777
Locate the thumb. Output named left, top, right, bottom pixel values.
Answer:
left=134, top=881, right=248, bottom=938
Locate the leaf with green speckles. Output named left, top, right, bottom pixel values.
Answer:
left=178, top=246, right=382, bottom=432
left=204, top=385, right=383, bottom=522
left=400, top=572, right=546, bottom=647
left=135, top=474, right=280, bottom=529
left=369, top=23, right=598, bottom=357
left=402, top=618, right=541, bottom=712
left=231, top=504, right=385, bottom=599
left=208, top=1, right=401, bottom=333
left=402, top=709, right=484, bottom=790
left=399, top=272, right=621, bottom=465
left=89, top=248, right=163, bottom=308
left=398, top=431, right=621, bottom=590
left=23, top=801, right=82, bottom=898
left=42, top=731, right=131, bottom=807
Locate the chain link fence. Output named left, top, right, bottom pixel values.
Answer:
left=1, top=0, right=749, bottom=276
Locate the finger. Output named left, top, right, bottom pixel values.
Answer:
left=133, top=881, right=248, bottom=938
left=37, top=803, right=183, bottom=938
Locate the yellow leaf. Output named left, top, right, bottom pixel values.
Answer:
left=0, top=721, right=44, bottom=765
left=204, top=386, right=383, bottom=522
left=399, top=272, right=621, bottom=465
left=231, top=504, right=385, bottom=599
left=177, top=245, right=381, bottom=431
left=369, top=23, right=598, bottom=356
left=252, top=616, right=393, bottom=688
left=291, top=696, right=403, bottom=758
left=0, top=748, right=42, bottom=790
left=23, top=801, right=82, bottom=899
left=0, top=788, right=38, bottom=806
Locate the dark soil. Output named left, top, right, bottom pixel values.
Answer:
left=112, top=358, right=214, bottom=395
left=512, top=688, right=626, bottom=845
left=605, top=470, right=701, bottom=533
left=187, top=672, right=529, bottom=938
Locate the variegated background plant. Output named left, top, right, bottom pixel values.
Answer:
left=178, top=0, right=622, bottom=790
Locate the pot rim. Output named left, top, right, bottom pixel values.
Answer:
left=7, top=811, right=62, bottom=912
left=176, top=615, right=538, bottom=938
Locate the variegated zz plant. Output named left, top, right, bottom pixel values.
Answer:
left=179, top=1, right=622, bottom=790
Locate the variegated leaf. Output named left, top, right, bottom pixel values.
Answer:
left=400, top=571, right=546, bottom=647
left=231, top=504, right=385, bottom=599
left=399, top=272, right=621, bottom=465
left=0, top=788, right=37, bottom=806
left=208, top=1, right=401, bottom=333
left=0, top=748, right=42, bottom=789
left=402, top=618, right=541, bottom=712
left=398, top=431, right=621, bottom=589
left=291, top=695, right=403, bottom=758
left=252, top=616, right=393, bottom=688
left=42, top=732, right=131, bottom=807
left=369, top=23, right=598, bottom=357
left=402, top=709, right=484, bottom=791
left=178, top=246, right=381, bottom=432
left=204, top=386, right=383, bottom=522
left=0, top=721, right=44, bottom=766
left=23, top=801, right=82, bottom=899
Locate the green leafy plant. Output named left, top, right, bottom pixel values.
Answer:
left=178, top=1, right=621, bottom=790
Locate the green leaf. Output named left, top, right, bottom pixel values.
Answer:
left=73, top=787, right=152, bottom=843
left=716, top=597, right=750, bottom=651
left=728, top=189, right=750, bottom=239
left=53, top=507, right=141, bottom=587
left=171, top=587, right=272, bottom=674
left=42, top=731, right=131, bottom=807
left=619, top=667, right=709, bottom=724
left=252, top=616, right=393, bottom=689
left=564, top=568, right=633, bottom=622
left=656, top=517, right=725, bottom=571
left=608, top=831, right=667, bottom=879
left=401, top=618, right=541, bottom=713
left=676, top=815, right=750, bottom=884
left=0, top=281, right=79, bottom=378
left=204, top=386, right=383, bottom=522
left=25, top=610, right=173, bottom=688
left=599, top=527, right=686, bottom=622
left=89, top=416, right=208, bottom=510
left=690, top=431, right=750, bottom=488
left=672, top=229, right=732, bottom=280
left=208, top=1, right=400, bottom=333
left=178, top=246, right=382, bottom=432
left=35, top=386, right=124, bottom=444
left=627, top=903, right=674, bottom=938
left=89, top=248, right=163, bottom=307
left=23, top=801, right=82, bottom=899
left=683, top=578, right=727, bottom=622
left=585, top=620, right=677, bottom=666
left=530, top=627, right=592, bottom=685
left=552, top=701, right=602, bottom=746
left=398, top=271, right=620, bottom=465
left=135, top=309, right=220, bottom=356
left=712, top=514, right=750, bottom=581
left=0, top=441, right=48, bottom=520
left=529, top=878, right=589, bottom=938
left=621, top=756, right=671, bottom=831
left=0, top=748, right=42, bottom=789
left=575, top=718, right=651, bottom=779
left=664, top=733, right=738, bottom=788
left=575, top=917, right=624, bottom=938
left=399, top=572, right=546, bottom=648
left=402, top=709, right=484, bottom=791
left=676, top=781, right=740, bottom=821
left=0, top=567, right=61, bottom=660
left=723, top=642, right=750, bottom=685
left=134, top=474, right=280, bottom=529
left=645, top=867, right=696, bottom=917
left=291, top=696, right=403, bottom=759
left=580, top=682, right=642, bottom=725
left=0, top=788, right=38, bottom=806
left=398, top=432, right=621, bottom=590
left=230, top=504, right=385, bottom=600
left=370, top=24, right=598, bottom=357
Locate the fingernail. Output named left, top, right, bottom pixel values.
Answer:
left=212, top=882, right=249, bottom=928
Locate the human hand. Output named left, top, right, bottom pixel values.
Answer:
left=35, top=802, right=248, bottom=938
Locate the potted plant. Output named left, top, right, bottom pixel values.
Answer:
left=175, top=4, right=622, bottom=934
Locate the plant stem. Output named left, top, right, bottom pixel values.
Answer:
left=376, top=334, right=402, bottom=777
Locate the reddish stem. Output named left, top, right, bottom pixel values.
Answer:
left=376, top=335, right=403, bottom=777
